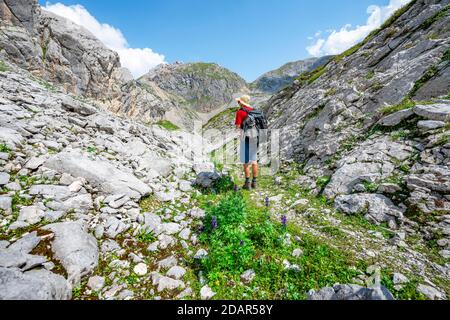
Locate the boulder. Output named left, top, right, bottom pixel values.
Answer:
left=45, top=152, right=151, bottom=199
left=0, top=267, right=71, bottom=300
left=0, top=172, right=10, bottom=185
left=413, top=103, right=450, bottom=122
left=308, top=284, right=395, bottom=300
left=195, top=172, right=220, bottom=189
left=0, top=196, right=12, bottom=214
left=417, top=120, right=446, bottom=131
left=335, top=193, right=403, bottom=227
left=43, top=222, right=99, bottom=286
left=17, top=206, right=45, bottom=225
left=0, top=127, right=24, bottom=149
left=378, top=109, right=414, bottom=127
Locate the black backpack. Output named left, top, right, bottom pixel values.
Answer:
left=241, top=108, right=269, bottom=132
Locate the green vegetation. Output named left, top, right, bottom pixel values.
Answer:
left=366, top=70, right=375, bottom=80
left=335, top=43, right=364, bottom=62
left=316, top=176, right=331, bottom=192
left=180, top=63, right=242, bottom=82
left=296, top=65, right=327, bottom=85
left=362, top=181, right=379, bottom=193
left=156, top=120, right=180, bottom=131
left=204, top=107, right=238, bottom=130
left=139, top=195, right=162, bottom=213
left=136, top=230, right=156, bottom=243
left=87, top=146, right=98, bottom=154
left=371, top=82, right=384, bottom=92
left=409, top=65, right=439, bottom=97
left=381, top=98, right=416, bottom=115
left=72, top=286, right=82, bottom=299
left=197, top=190, right=363, bottom=299
left=41, top=40, right=49, bottom=63
left=325, top=88, right=337, bottom=97
left=0, top=143, right=11, bottom=153
left=0, top=60, right=9, bottom=72
left=419, top=4, right=449, bottom=30
left=303, top=104, right=326, bottom=123
left=32, top=76, right=56, bottom=92
left=381, top=272, right=427, bottom=300
left=443, top=47, right=450, bottom=62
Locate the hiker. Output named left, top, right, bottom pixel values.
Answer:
left=235, top=95, right=268, bottom=190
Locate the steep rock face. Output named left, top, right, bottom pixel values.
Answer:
left=0, top=0, right=126, bottom=100
left=251, top=56, right=332, bottom=94
left=267, top=0, right=449, bottom=167
left=141, top=62, right=248, bottom=113
left=265, top=0, right=449, bottom=236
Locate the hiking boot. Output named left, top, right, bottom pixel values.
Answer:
left=251, top=180, right=258, bottom=190
left=242, top=181, right=252, bottom=190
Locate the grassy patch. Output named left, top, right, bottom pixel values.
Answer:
left=316, top=176, right=331, bottom=193
left=197, top=190, right=363, bottom=300
left=136, top=230, right=156, bottom=243
left=139, top=195, right=162, bottom=213
left=325, top=88, right=337, bottom=97
left=180, top=63, right=242, bottom=82
left=303, top=104, right=326, bottom=124
left=381, top=272, right=427, bottom=300
left=0, top=143, right=11, bottom=153
left=204, top=107, right=238, bottom=131
left=156, top=120, right=180, bottom=131
left=419, top=5, right=449, bottom=30
left=0, top=60, right=9, bottom=72
left=443, top=47, right=450, bottom=62
left=362, top=181, right=379, bottom=193
left=381, top=98, right=416, bottom=115
left=296, top=65, right=328, bottom=85
left=371, top=82, right=384, bottom=92
left=409, top=65, right=439, bottom=97
left=366, top=70, right=375, bottom=80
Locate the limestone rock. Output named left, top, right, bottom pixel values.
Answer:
left=43, top=222, right=99, bottom=286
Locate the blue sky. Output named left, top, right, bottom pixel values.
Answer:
left=39, top=0, right=410, bottom=81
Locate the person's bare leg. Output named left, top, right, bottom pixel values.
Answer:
left=251, top=162, right=259, bottom=189
left=244, top=164, right=251, bottom=178
left=243, top=164, right=251, bottom=189
left=252, top=162, right=259, bottom=178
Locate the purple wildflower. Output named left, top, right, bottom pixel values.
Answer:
left=265, top=196, right=270, bottom=207
left=212, top=216, right=218, bottom=230
left=240, top=240, right=245, bottom=246
left=281, top=215, right=287, bottom=228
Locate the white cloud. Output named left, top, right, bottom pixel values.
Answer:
left=43, top=2, right=166, bottom=78
left=307, top=0, right=412, bottom=57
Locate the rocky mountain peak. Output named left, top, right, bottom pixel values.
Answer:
left=140, top=62, right=248, bottom=113
left=251, top=56, right=333, bottom=94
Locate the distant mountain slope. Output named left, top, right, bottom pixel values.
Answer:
left=140, top=62, right=248, bottom=113
left=251, top=56, right=333, bottom=94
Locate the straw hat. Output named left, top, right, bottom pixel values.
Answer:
left=236, top=95, right=251, bottom=108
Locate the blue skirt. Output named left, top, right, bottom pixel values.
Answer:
left=240, top=136, right=259, bottom=164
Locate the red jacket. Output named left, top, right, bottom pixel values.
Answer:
left=235, top=106, right=253, bottom=128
